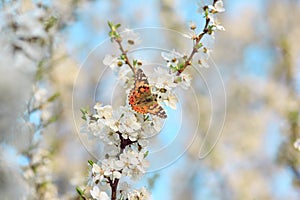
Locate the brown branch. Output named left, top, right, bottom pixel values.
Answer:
left=114, top=38, right=136, bottom=74
left=109, top=178, right=120, bottom=200
left=117, top=131, right=138, bottom=152
left=177, top=15, right=210, bottom=75
left=107, top=132, right=138, bottom=199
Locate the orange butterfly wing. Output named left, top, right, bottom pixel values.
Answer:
left=129, top=69, right=167, bottom=118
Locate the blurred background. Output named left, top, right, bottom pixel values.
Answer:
left=1, top=0, right=300, bottom=199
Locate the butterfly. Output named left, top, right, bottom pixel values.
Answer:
left=128, top=69, right=167, bottom=118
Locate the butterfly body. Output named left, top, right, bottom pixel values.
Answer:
left=128, top=69, right=167, bottom=118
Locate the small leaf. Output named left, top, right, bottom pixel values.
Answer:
left=177, top=63, right=185, bottom=71
left=47, top=92, right=60, bottom=102
left=174, top=76, right=182, bottom=83
left=35, top=61, right=44, bottom=81
left=44, top=16, right=58, bottom=32
left=144, top=151, right=149, bottom=158
left=144, top=115, right=150, bottom=121
left=88, top=160, right=94, bottom=166
left=48, top=115, right=59, bottom=124
left=196, top=42, right=203, bottom=49
left=76, top=186, right=84, bottom=196
left=133, top=59, right=138, bottom=66
left=80, top=107, right=89, bottom=120
left=120, top=54, right=126, bottom=60
left=76, top=186, right=87, bottom=199
left=107, top=21, right=113, bottom=29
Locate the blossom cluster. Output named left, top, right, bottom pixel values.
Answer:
left=81, top=104, right=161, bottom=199
left=23, top=149, right=59, bottom=200
left=0, top=2, right=58, bottom=73
left=184, top=0, right=225, bottom=68
left=82, top=27, right=194, bottom=200
left=0, top=1, right=63, bottom=199
left=80, top=1, right=225, bottom=199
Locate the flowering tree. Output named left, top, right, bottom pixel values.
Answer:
left=77, top=1, right=225, bottom=199
left=0, top=0, right=89, bottom=199
left=169, top=0, right=300, bottom=199
left=4, top=0, right=300, bottom=199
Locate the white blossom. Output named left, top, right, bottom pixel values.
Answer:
left=149, top=67, right=177, bottom=90
left=178, top=72, right=192, bottom=89
left=163, top=93, right=178, bottom=110
left=210, top=16, right=225, bottom=31
left=91, top=163, right=105, bottom=184
left=94, top=103, right=113, bottom=119
left=128, top=187, right=151, bottom=200
left=117, top=67, right=132, bottom=88
left=208, top=0, right=225, bottom=13
left=182, top=31, right=196, bottom=39
left=197, top=58, right=210, bottom=68
left=33, top=87, right=48, bottom=106
left=104, top=106, right=141, bottom=137
left=134, top=114, right=164, bottom=141
left=0, top=2, right=53, bottom=72
left=121, top=28, right=141, bottom=49
left=90, top=186, right=110, bottom=200
left=161, top=50, right=183, bottom=68
left=103, top=54, right=124, bottom=72
left=101, top=158, right=122, bottom=181
left=118, top=150, right=149, bottom=179
left=294, top=139, right=300, bottom=151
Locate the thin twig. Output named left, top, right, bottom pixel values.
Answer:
left=115, top=38, right=136, bottom=74
left=177, top=12, right=211, bottom=75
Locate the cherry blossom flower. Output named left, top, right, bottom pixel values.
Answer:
left=208, top=0, right=225, bottom=13
left=90, top=186, right=110, bottom=200
left=103, top=54, right=124, bottom=72
left=161, top=50, right=183, bottom=68
left=163, top=93, right=178, bottom=110
left=178, top=72, right=192, bottom=89
left=121, top=28, right=141, bottom=50
left=128, top=187, right=151, bottom=200
left=118, top=149, right=149, bottom=179
left=91, top=163, right=105, bottom=184
left=294, top=139, right=300, bottom=151
left=149, top=67, right=177, bottom=90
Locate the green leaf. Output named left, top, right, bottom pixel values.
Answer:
left=88, top=160, right=94, bottom=166
left=115, top=23, right=121, bottom=29
left=204, top=6, right=209, bottom=17
left=120, top=54, right=126, bottom=60
left=144, top=115, right=150, bottom=121
left=196, top=42, right=203, bottom=49
left=44, top=16, right=58, bottom=32
left=76, top=186, right=83, bottom=195
left=35, top=60, right=46, bottom=81
left=174, top=76, right=182, bottom=83
left=144, top=151, right=149, bottom=158
left=80, top=107, right=89, bottom=120
left=288, top=111, right=299, bottom=124
left=133, top=59, right=138, bottom=66
left=47, top=92, right=60, bottom=102
left=107, top=21, right=113, bottom=29
left=48, top=115, right=59, bottom=124
left=177, top=63, right=185, bottom=71
left=207, top=25, right=214, bottom=34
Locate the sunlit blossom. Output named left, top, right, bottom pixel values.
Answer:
left=90, top=186, right=110, bottom=200
left=208, top=0, right=225, bottom=13
left=294, top=139, right=300, bottom=151
left=161, top=50, right=183, bottom=68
